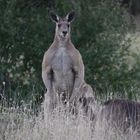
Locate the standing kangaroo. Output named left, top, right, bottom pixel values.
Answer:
left=42, top=11, right=85, bottom=112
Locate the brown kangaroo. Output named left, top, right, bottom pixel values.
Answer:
left=42, top=11, right=85, bottom=112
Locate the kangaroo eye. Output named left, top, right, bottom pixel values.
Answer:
left=58, top=24, right=61, bottom=28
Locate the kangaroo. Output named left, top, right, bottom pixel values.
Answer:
left=78, top=83, right=96, bottom=121
left=42, top=11, right=85, bottom=112
left=97, top=99, right=140, bottom=134
left=67, top=82, right=96, bottom=121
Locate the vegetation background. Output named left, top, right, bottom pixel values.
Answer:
left=0, top=0, right=140, bottom=109
left=0, top=0, right=140, bottom=140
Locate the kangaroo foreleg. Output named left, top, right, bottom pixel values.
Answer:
left=42, top=66, right=56, bottom=112
left=69, top=66, right=84, bottom=104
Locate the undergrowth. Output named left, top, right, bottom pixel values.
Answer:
left=0, top=99, right=139, bottom=140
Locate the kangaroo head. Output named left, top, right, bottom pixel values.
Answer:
left=50, top=11, right=75, bottom=40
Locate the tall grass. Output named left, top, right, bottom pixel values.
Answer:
left=0, top=100, right=139, bottom=140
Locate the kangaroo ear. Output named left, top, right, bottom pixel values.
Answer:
left=66, top=11, right=75, bottom=23
left=83, top=85, right=88, bottom=93
left=50, top=12, right=59, bottom=23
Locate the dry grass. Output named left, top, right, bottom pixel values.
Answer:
left=0, top=102, right=139, bottom=140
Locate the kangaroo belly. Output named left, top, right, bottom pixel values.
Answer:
left=53, top=71, right=74, bottom=94
left=51, top=47, right=74, bottom=95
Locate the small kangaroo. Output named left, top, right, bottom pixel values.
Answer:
left=78, top=82, right=96, bottom=121
left=67, top=82, right=96, bottom=120
left=42, top=11, right=85, bottom=112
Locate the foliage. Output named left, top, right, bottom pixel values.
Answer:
left=0, top=0, right=140, bottom=106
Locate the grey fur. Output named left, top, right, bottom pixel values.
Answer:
left=42, top=12, right=85, bottom=113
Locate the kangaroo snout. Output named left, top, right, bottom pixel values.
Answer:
left=62, top=31, right=67, bottom=36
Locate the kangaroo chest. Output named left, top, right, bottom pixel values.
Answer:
left=51, top=46, right=75, bottom=94
left=52, top=47, right=73, bottom=73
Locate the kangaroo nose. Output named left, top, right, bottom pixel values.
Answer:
left=62, top=31, right=67, bottom=36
